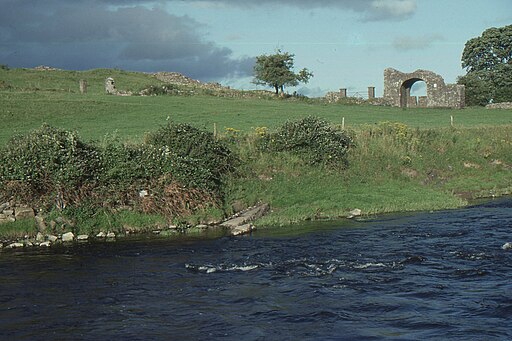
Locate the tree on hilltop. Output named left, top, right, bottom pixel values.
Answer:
left=253, top=49, right=313, bottom=95
left=458, top=24, right=512, bottom=105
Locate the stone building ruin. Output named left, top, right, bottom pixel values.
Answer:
left=105, top=77, right=116, bottom=94
left=383, top=68, right=464, bottom=109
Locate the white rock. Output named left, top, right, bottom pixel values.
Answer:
left=77, top=235, right=89, bottom=241
left=348, top=208, right=362, bottom=219
left=36, top=232, right=45, bottom=242
left=47, top=235, right=58, bottom=242
left=7, top=242, right=24, bottom=249
left=35, top=216, right=47, bottom=231
left=1, top=215, right=16, bottom=223
left=39, top=241, right=51, bottom=247
left=96, top=231, right=106, bottom=238
left=106, top=232, right=116, bottom=238
left=231, top=224, right=254, bottom=236
left=502, top=242, right=512, bottom=250
left=139, top=190, right=148, bottom=198
left=25, top=241, right=33, bottom=247
left=14, top=207, right=35, bottom=220
left=62, top=232, right=74, bottom=242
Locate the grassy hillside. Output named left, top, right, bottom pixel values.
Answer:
left=1, top=67, right=512, bottom=145
left=0, top=67, right=511, bottom=235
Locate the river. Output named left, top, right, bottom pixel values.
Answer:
left=1, top=198, right=511, bottom=340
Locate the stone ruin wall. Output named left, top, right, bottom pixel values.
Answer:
left=383, top=68, right=465, bottom=109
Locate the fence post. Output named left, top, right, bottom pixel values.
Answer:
left=79, top=80, right=87, bottom=94
left=368, top=86, right=375, bottom=99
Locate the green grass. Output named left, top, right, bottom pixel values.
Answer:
left=1, top=67, right=511, bottom=230
left=2, top=91, right=512, bottom=146
left=46, top=208, right=168, bottom=236
left=1, top=67, right=512, bottom=145
left=0, top=219, right=38, bottom=239
left=227, top=125, right=512, bottom=227
left=0, top=67, right=165, bottom=94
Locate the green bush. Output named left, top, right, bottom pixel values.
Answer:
left=0, top=124, right=100, bottom=191
left=260, top=116, right=353, bottom=166
left=0, top=124, right=230, bottom=220
left=145, top=122, right=238, bottom=188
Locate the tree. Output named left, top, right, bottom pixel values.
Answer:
left=253, top=50, right=313, bottom=95
left=458, top=24, right=512, bottom=105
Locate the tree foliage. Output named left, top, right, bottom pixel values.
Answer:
left=253, top=49, right=313, bottom=95
left=458, top=25, right=512, bottom=105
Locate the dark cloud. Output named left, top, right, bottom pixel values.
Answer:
left=0, top=0, right=417, bottom=80
left=0, top=0, right=253, bottom=80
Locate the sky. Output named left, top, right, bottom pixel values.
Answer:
left=0, top=0, right=510, bottom=97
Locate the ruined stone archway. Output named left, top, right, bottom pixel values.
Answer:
left=400, top=77, right=425, bottom=108
left=384, top=68, right=465, bottom=109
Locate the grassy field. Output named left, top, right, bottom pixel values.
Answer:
left=2, top=91, right=512, bottom=144
left=1, top=67, right=512, bottom=145
left=1, top=67, right=511, bottom=232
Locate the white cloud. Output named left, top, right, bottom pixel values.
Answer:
left=183, top=0, right=418, bottom=21
left=367, top=0, right=417, bottom=21
left=96, top=0, right=418, bottom=21
left=392, top=34, right=445, bottom=51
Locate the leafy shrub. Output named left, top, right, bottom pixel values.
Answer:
left=0, top=124, right=230, bottom=221
left=145, top=122, right=238, bottom=188
left=260, top=116, right=353, bottom=166
left=0, top=80, right=10, bottom=90
left=0, top=124, right=100, bottom=195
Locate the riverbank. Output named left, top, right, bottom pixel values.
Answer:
left=1, top=120, right=511, bottom=248
left=1, top=67, right=511, bottom=244
left=230, top=122, right=512, bottom=227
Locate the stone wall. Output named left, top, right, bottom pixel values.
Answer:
left=153, top=72, right=227, bottom=91
left=486, top=102, right=512, bottom=109
left=324, top=91, right=392, bottom=106
left=383, top=68, right=464, bottom=109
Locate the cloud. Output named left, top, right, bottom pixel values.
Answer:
left=392, top=34, right=445, bottom=51
left=296, top=86, right=330, bottom=98
left=0, top=1, right=253, bottom=80
left=0, top=0, right=418, bottom=81
left=170, top=0, right=417, bottom=21
left=365, top=0, right=417, bottom=21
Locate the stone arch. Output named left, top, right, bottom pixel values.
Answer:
left=400, top=77, right=425, bottom=108
left=383, top=68, right=465, bottom=109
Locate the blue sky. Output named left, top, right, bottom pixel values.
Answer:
left=1, top=0, right=510, bottom=97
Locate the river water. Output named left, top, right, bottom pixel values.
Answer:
left=1, top=198, right=511, bottom=340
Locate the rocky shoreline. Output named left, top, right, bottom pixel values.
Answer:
left=0, top=203, right=271, bottom=251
